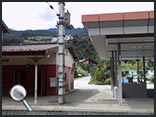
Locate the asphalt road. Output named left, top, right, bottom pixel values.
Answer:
left=74, top=75, right=111, bottom=91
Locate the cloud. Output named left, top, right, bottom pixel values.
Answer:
left=38, top=8, right=56, bottom=22
left=2, top=2, right=58, bottom=30
left=2, top=2, right=154, bottom=30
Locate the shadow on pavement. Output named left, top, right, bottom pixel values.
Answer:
left=123, top=98, right=154, bottom=110
left=2, top=89, right=100, bottom=106
left=64, top=89, right=100, bottom=105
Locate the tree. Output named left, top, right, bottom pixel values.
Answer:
left=89, top=59, right=111, bottom=85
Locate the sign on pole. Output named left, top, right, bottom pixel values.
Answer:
left=148, top=60, right=154, bottom=67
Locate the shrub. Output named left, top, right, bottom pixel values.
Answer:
left=88, top=78, right=95, bottom=84
left=89, top=60, right=111, bottom=85
left=127, top=77, right=133, bottom=83
left=77, top=65, right=87, bottom=77
left=104, top=78, right=111, bottom=85
left=105, top=71, right=111, bottom=78
left=88, top=78, right=104, bottom=85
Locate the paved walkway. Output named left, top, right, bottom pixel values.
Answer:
left=2, top=76, right=154, bottom=115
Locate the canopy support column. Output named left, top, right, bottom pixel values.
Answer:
left=32, top=58, right=41, bottom=104
left=136, top=59, right=140, bottom=83
left=143, top=56, right=146, bottom=85
left=110, top=51, right=115, bottom=91
left=34, top=64, right=38, bottom=104
left=114, top=51, right=118, bottom=87
left=117, top=43, right=122, bottom=106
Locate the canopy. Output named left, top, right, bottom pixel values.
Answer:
left=82, top=11, right=154, bottom=60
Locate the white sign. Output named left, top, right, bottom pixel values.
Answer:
left=50, top=77, right=58, bottom=87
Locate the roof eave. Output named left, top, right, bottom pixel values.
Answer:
left=2, top=20, right=10, bottom=33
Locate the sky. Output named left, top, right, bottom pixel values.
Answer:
left=2, top=2, right=154, bottom=31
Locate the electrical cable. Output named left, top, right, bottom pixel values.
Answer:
left=47, top=2, right=58, bottom=15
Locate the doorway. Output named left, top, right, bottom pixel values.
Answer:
left=14, top=70, right=25, bottom=86
left=38, top=70, right=47, bottom=96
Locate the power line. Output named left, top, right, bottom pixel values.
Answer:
left=47, top=2, right=58, bottom=16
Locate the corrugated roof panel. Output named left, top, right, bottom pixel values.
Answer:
left=2, top=44, right=58, bottom=52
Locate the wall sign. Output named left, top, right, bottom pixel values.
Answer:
left=50, top=77, right=58, bottom=87
left=118, top=54, right=122, bottom=62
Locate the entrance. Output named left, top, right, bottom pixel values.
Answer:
left=38, top=70, right=47, bottom=96
left=14, top=70, right=25, bottom=86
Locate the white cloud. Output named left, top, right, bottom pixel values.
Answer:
left=2, top=2, right=154, bottom=30
left=2, top=2, right=57, bottom=30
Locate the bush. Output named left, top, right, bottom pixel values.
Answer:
left=89, top=60, right=111, bottom=85
left=104, top=78, right=111, bottom=85
left=88, top=78, right=104, bottom=85
left=127, top=77, right=133, bottom=83
left=105, top=71, right=111, bottom=78
left=88, top=78, right=95, bottom=84
left=77, top=65, right=87, bottom=77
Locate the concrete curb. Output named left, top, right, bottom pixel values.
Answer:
left=2, top=105, right=154, bottom=114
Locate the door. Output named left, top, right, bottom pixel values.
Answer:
left=38, top=70, right=47, bottom=96
left=14, top=70, right=25, bottom=86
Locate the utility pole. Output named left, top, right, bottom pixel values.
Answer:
left=48, top=2, right=72, bottom=104
left=58, top=2, right=65, bottom=104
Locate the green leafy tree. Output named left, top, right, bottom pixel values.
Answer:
left=89, top=59, right=111, bottom=85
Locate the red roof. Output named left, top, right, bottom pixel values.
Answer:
left=82, top=11, right=154, bottom=23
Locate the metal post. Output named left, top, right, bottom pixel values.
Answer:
left=112, top=51, right=115, bottom=86
left=136, top=59, right=140, bottom=83
left=117, top=43, right=122, bottom=105
left=143, top=56, right=146, bottom=84
left=110, top=51, right=115, bottom=91
left=110, top=57, right=113, bottom=91
left=58, top=2, right=65, bottom=104
left=115, top=51, right=118, bottom=86
left=34, top=64, right=38, bottom=104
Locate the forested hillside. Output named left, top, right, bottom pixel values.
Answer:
left=4, top=28, right=86, bottom=39
left=3, top=28, right=96, bottom=61
left=68, top=35, right=97, bottom=60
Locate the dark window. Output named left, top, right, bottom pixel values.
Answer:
left=14, top=70, right=25, bottom=85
